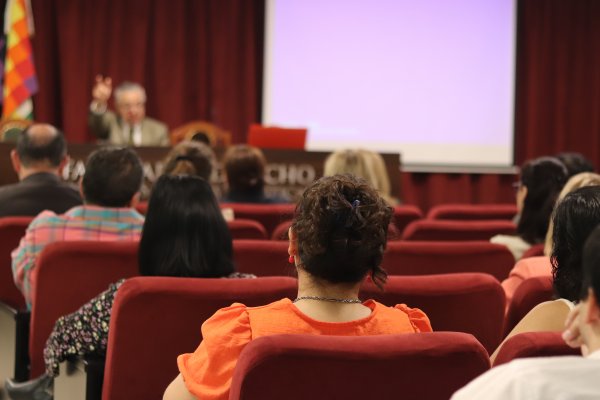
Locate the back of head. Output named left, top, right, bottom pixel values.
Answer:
left=114, top=81, right=146, bottom=104
left=138, top=175, right=234, bottom=277
left=82, top=147, right=143, bottom=207
left=517, top=156, right=568, bottom=244
left=581, top=224, right=600, bottom=302
left=551, top=186, right=600, bottom=301
left=162, top=141, right=215, bottom=180
left=16, top=124, right=66, bottom=168
left=224, top=145, right=266, bottom=194
left=292, top=174, right=392, bottom=288
left=556, top=152, right=594, bottom=178
left=324, top=150, right=375, bottom=185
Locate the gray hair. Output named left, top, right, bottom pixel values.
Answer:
left=114, top=81, right=147, bottom=104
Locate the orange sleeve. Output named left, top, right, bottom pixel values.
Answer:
left=177, top=303, right=252, bottom=400
left=395, top=304, right=433, bottom=333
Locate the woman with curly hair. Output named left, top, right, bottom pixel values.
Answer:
left=164, top=174, right=432, bottom=400
left=491, top=185, right=600, bottom=363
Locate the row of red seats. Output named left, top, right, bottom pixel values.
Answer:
left=135, top=202, right=519, bottom=239
left=0, top=244, right=560, bottom=399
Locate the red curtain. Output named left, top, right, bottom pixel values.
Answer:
left=515, top=0, right=600, bottom=166
left=31, top=0, right=264, bottom=143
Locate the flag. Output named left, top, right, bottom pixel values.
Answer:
left=2, top=0, right=37, bottom=120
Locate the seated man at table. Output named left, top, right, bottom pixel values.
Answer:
left=88, top=75, right=169, bottom=146
left=0, top=123, right=81, bottom=217
left=452, top=224, right=600, bottom=399
left=11, top=147, right=145, bottom=309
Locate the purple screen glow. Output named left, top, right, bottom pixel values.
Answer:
left=263, top=0, right=516, bottom=166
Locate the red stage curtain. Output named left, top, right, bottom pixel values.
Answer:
left=31, top=0, right=264, bottom=143
left=515, top=0, right=600, bottom=166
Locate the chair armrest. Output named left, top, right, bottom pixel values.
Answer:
left=55, top=355, right=104, bottom=400
left=0, top=301, right=30, bottom=382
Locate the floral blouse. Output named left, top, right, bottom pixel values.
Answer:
left=43, top=272, right=256, bottom=377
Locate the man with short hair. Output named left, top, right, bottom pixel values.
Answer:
left=12, top=147, right=145, bottom=309
left=88, top=75, right=169, bottom=146
left=452, top=225, right=600, bottom=399
left=0, top=124, right=82, bottom=217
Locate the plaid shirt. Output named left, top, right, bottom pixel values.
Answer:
left=11, top=205, right=144, bottom=309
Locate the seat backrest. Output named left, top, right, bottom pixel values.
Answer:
left=521, top=243, right=545, bottom=258
left=169, top=120, right=232, bottom=147
left=493, top=332, right=580, bottom=366
left=402, top=219, right=516, bottom=241
left=247, top=124, right=307, bottom=150
left=228, top=219, right=268, bottom=240
left=382, top=241, right=515, bottom=281
left=392, top=205, right=423, bottom=234
left=427, top=204, right=518, bottom=221
left=230, top=332, right=490, bottom=400
left=102, top=276, right=298, bottom=400
left=361, top=273, right=505, bottom=354
left=504, top=276, right=554, bottom=336
left=0, top=216, right=32, bottom=309
left=222, top=203, right=295, bottom=237
left=233, top=240, right=295, bottom=277
left=28, top=241, right=139, bottom=377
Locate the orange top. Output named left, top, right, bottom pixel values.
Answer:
left=178, top=298, right=432, bottom=400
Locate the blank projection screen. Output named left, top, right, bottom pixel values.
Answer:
left=263, top=0, right=517, bottom=167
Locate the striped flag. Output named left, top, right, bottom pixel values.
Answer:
left=2, top=0, right=37, bottom=120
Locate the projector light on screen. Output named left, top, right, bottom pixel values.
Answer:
left=263, top=0, right=516, bottom=168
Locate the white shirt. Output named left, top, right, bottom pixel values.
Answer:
left=452, top=350, right=600, bottom=400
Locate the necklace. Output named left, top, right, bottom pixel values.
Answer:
left=293, top=296, right=362, bottom=304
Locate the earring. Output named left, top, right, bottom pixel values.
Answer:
left=288, top=256, right=295, bottom=264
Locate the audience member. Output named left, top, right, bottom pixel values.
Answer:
left=556, top=151, right=595, bottom=178
left=492, top=186, right=600, bottom=362
left=164, top=174, right=432, bottom=399
left=502, top=172, right=600, bottom=306
left=491, top=156, right=567, bottom=260
left=0, top=124, right=81, bottom=217
left=453, top=224, right=600, bottom=399
left=221, top=144, right=287, bottom=203
left=324, top=149, right=398, bottom=205
left=5, top=175, right=253, bottom=398
left=162, top=140, right=215, bottom=179
left=88, top=75, right=169, bottom=146
left=11, top=147, right=145, bottom=309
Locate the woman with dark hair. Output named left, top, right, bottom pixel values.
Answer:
left=221, top=144, right=288, bottom=203
left=8, top=175, right=251, bottom=397
left=491, top=185, right=600, bottom=363
left=164, top=174, right=432, bottom=400
left=491, top=156, right=568, bottom=260
left=162, top=140, right=215, bottom=179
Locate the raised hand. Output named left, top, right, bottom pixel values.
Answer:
left=92, top=75, right=113, bottom=105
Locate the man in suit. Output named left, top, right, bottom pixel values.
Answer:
left=88, top=75, right=169, bottom=146
left=0, top=124, right=82, bottom=217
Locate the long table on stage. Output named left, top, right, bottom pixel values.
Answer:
left=0, top=143, right=401, bottom=201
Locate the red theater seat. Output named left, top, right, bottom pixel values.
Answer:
left=271, top=220, right=400, bottom=241
left=0, top=216, right=32, bottom=310
left=26, top=241, right=139, bottom=378
left=228, top=219, right=268, bottom=240
left=402, top=219, right=516, bottom=241
left=233, top=240, right=295, bottom=277
left=427, top=204, right=518, bottom=220
left=361, top=273, right=505, bottom=354
left=392, top=205, right=423, bottom=234
left=521, top=243, right=545, bottom=258
left=230, top=332, right=490, bottom=400
left=101, top=276, right=297, bottom=400
left=504, top=276, right=554, bottom=337
left=382, top=241, right=515, bottom=281
left=493, top=332, right=580, bottom=367
left=222, top=203, right=295, bottom=237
